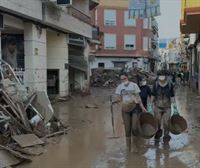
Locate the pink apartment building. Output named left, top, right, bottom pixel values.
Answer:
left=90, top=4, right=154, bottom=71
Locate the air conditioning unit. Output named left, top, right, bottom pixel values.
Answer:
left=57, top=0, right=72, bottom=5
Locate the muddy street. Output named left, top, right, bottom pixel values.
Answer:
left=17, top=87, right=200, bottom=168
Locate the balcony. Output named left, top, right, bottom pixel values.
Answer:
left=151, top=17, right=158, bottom=34
left=66, top=5, right=91, bottom=25
left=0, top=0, right=42, bottom=21
left=42, top=2, right=92, bottom=38
left=180, top=0, right=200, bottom=33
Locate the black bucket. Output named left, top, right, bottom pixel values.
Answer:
left=170, top=114, right=187, bottom=135
left=138, top=113, right=158, bottom=139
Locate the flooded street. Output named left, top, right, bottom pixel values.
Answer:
left=18, top=87, right=200, bottom=168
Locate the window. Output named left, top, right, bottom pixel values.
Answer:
left=143, top=37, right=148, bottom=51
left=149, top=38, right=152, bottom=49
left=98, top=63, right=105, bottom=68
left=143, top=18, right=151, bottom=29
left=124, top=11, right=136, bottom=26
left=124, top=35, right=136, bottom=50
left=104, top=9, right=116, bottom=26
left=143, top=18, right=148, bottom=29
left=104, top=34, right=116, bottom=49
left=113, top=62, right=126, bottom=68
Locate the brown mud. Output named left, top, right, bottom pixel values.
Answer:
left=17, top=87, right=200, bottom=168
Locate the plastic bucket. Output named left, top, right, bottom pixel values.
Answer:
left=138, top=113, right=158, bottom=139
left=170, top=114, right=187, bottom=135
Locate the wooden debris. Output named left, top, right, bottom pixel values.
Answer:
left=0, top=145, right=32, bottom=162
left=25, top=93, right=37, bottom=110
left=12, top=134, right=44, bottom=148
left=0, top=105, right=31, bottom=133
left=85, top=104, right=98, bottom=109
left=0, top=61, right=68, bottom=167
left=8, top=144, right=44, bottom=156
left=90, top=68, right=156, bottom=88
left=16, top=102, right=32, bottom=131
left=1, top=91, right=21, bottom=119
left=0, top=149, right=20, bottom=167
left=42, top=128, right=71, bottom=139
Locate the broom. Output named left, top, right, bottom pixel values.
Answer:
left=108, top=95, right=119, bottom=139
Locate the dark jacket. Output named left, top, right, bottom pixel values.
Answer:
left=140, top=85, right=151, bottom=108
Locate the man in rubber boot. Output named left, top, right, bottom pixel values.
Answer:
left=115, top=72, right=147, bottom=152
left=151, top=70, right=175, bottom=143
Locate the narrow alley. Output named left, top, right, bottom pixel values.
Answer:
left=17, top=86, right=200, bottom=168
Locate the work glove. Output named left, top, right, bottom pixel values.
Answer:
left=171, top=103, right=179, bottom=115
left=147, top=103, right=153, bottom=114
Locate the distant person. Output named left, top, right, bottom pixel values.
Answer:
left=178, top=71, right=184, bottom=84
left=139, top=78, right=151, bottom=109
left=184, top=70, right=189, bottom=85
left=172, top=72, right=176, bottom=85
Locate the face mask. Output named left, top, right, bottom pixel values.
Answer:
left=123, top=81, right=129, bottom=86
left=142, top=81, right=147, bottom=86
left=158, top=76, right=166, bottom=81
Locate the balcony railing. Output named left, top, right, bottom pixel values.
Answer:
left=66, top=6, right=91, bottom=25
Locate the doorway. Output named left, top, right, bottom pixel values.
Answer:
left=47, top=69, right=59, bottom=95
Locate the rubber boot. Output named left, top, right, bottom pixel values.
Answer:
left=163, top=134, right=171, bottom=143
left=132, top=136, right=139, bottom=153
left=154, top=129, right=163, bottom=142
left=126, top=137, right=131, bottom=152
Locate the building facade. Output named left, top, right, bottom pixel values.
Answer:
left=180, top=0, right=200, bottom=92
left=0, top=0, right=98, bottom=96
left=90, top=0, right=154, bottom=72
left=158, top=38, right=181, bottom=72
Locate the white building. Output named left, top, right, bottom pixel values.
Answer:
left=0, top=0, right=98, bottom=96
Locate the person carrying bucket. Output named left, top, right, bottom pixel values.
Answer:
left=150, top=70, right=176, bottom=143
left=139, top=78, right=151, bottom=109
left=115, top=72, right=147, bottom=152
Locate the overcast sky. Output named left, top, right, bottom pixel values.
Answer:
left=156, top=0, right=181, bottom=39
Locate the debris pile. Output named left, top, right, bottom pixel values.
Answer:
left=90, top=68, right=157, bottom=88
left=0, top=60, right=68, bottom=167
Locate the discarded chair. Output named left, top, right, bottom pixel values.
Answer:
left=138, top=112, right=158, bottom=139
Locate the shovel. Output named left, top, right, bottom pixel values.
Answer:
left=108, top=95, right=119, bottom=139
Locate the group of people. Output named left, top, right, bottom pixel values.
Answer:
left=177, top=70, right=189, bottom=85
left=114, top=70, right=175, bottom=152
